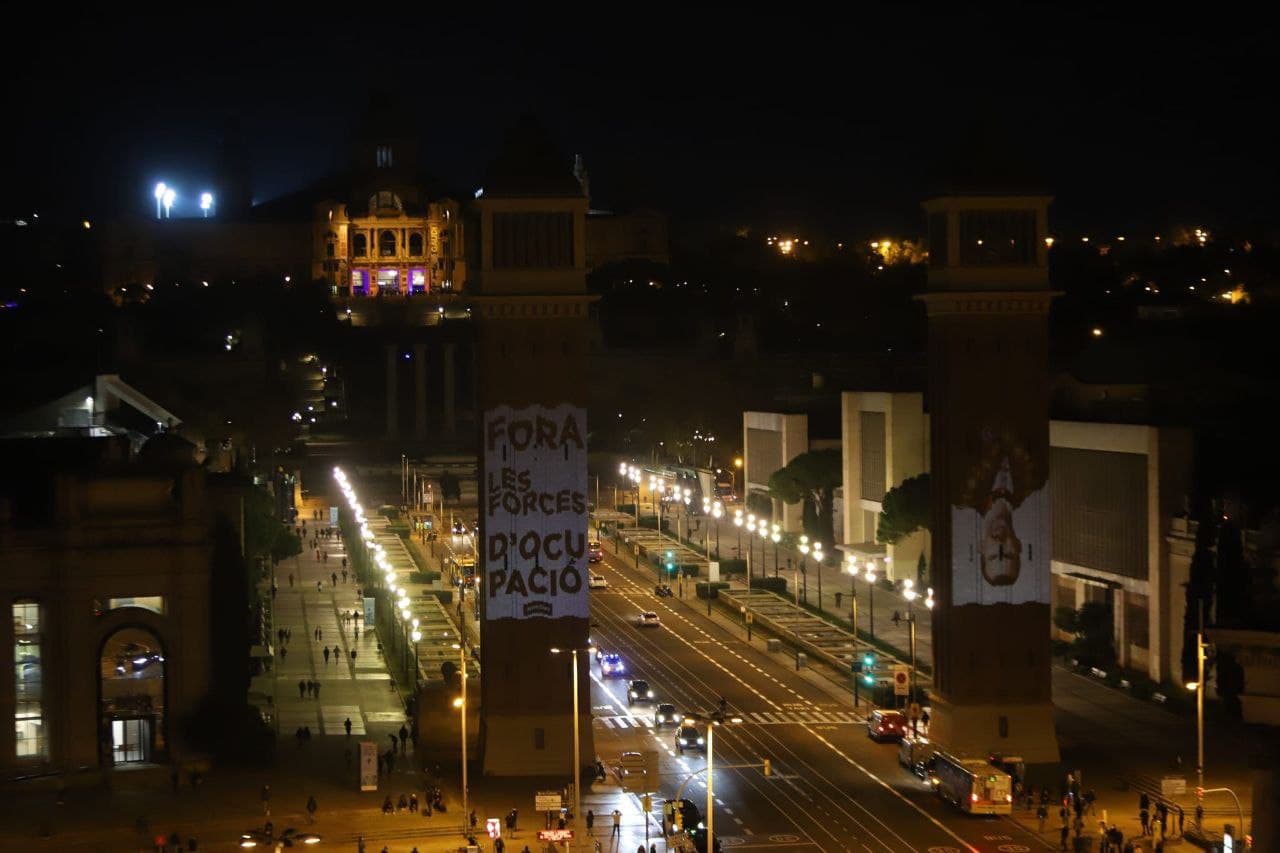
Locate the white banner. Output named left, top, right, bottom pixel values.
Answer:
left=483, top=404, right=588, bottom=621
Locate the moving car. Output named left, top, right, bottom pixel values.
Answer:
left=588, top=541, right=604, bottom=563
left=654, top=703, right=682, bottom=726
left=675, top=725, right=705, bottom=753
left=867, top=709, right=907, bottom=742
left=898, top=735, right=937, bottom=778
left=930, top=751, right=1014, bottom=814
left=636, top=611, right=661, bottom=628
left=627, top=680, right=654, bottom=704
left=653, top=584, right=673, bottom=597
left=588, top=573, right=608, bottom=589
left=599, top=653, right=626, bottom=677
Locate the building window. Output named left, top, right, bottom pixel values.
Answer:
left=376, top=145, right=393, bottom=168
left=408, top=233, right=424, bottom=256
left=492, top=212, right=574, bottom=269
left=13, top=600, right=47, bottom=759
left=859, top=411, right=887, bottom=502
left=379, top=231, right=397, bottom=257
left=369, top=191, right=403, bottom=213
left=106, top=596, right=165, bottom=615
left=957, top=211, right=1037, bottom=266
left=353, top=233, right=368, bottom=257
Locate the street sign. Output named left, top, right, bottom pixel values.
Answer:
left=708, top=561, right=720, bottom=582
left=486, top=818, right=501, bottom=839
left=909, top=702, right=922, bottom=720
left=1161, top=776, right=1187, bottom=798
left=535, top=790, right=562, bottom=812
left=892, top=665, right=910, bottom=696
left=538, top=829, right=575, bottom=842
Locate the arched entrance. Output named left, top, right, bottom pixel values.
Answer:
left=99, top=626, right=167, bottom=765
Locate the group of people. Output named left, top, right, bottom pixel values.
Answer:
left=297, top=679, right=323, bottom=699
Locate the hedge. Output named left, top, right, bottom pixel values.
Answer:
left=428, top=590, right=454, bottom=605
left=751, top=576, right=788, bottom=595
left=696, top=582, right=730, bottom=599
left=409, top=571, right=441, bottom=584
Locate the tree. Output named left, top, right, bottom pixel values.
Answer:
left=1181, top=512, right=1218, bottom=683
left=877, top=474, right=931, bottom=544
left=439, top=471, right=462, bottom=503
left=767, top=449, right=842, bottom=544
left=1071, top=601, right=1116, bottom=668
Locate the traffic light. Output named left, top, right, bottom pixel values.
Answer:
left=674, top=808, right=684, bottom=831
left=665, top=551, right=676, bottom=575
left=862, top=652, right=876, bottom=686
left=762, top=758, right=772, bottom=777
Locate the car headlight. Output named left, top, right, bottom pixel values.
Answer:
left=697, top=738, right=705, bottom=744
left=647, top=690, right=653, bottom=697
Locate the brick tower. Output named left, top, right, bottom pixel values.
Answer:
left=920, top=194, right=1061, bottom=771
left=473, top=117, right=596, bottom=775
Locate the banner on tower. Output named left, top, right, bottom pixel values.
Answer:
left=483, top=403, right=589, bottom=620
left=950, top=425, right=1050, bottom=606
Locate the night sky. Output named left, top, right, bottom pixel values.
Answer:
left=8, top=9, right=1277, bottom=236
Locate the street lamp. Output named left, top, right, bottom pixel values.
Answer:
left=1185, top=625, right=1210, bottom=799
left=732, top=457, right=743, bottom=500
left=845, top=555, right=863, bottom=706
left=154, top=182, right=167, bottom=219
left=452, top=641, right=469, bottom=833
left=770, top=523, right=781, bottom=577
left=682, top=707, right=742, bottom=853
left=163, top=187, right=176, bottom=218
left=551, top=644, right=595, bottom=836
left=864, top=560, right=878, bottom=639
left=200, top=191, right=213, bottom=217
left=902, top=581, right=934, bottom=729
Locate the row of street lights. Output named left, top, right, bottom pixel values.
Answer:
left=334, top=469, right=423, bottom=690
left=153, top=182, right=214, bottom=218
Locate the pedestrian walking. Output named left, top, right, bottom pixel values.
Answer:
left=398, top=793, right=409, bottom=812
left=354, top=626, right=360, bottom=641
left=495, top=838, right=505, bottom=853
left=612, top=809, right=622, bottom=837
left=351, top=649, right=358, bottom=663
left=1177, top=805, right=1184, bottom=835
left=342, top=557, right=348, bottom=570
left=332, top=571, right=337, bottom=586
left=399, top=725, right=408, bottom=753
left=288, top=573, right=294, bottom=587
left=1059, top=824, right=1069, bottom=850
left=324, top=647, right=331, bottom=664
left=261, top=785, right=271, bottom=816
left=298, top=680, right=306, bottom=699
left=314, top=682, right=321, bottom=700
left=316, top=580, right=322, bottom=593
left=1140, top=807, right=1149, bottom=836
left=343, top=569, right=348, bottom=582
left=344, top=717, right=352, bottom=736
left=279, top=646, right=287, bottom=661
left=286, top=627, right=292, bottom=642
left=333, top=644, right=341, bottom=662
left=306, top=795, right=317, bottom=824
left=409, top=793, right=418, bottom=813
left=1037, top=804, right=1047, bottom=832
left=469, top=809, right=477, bottom=831
left=586, top=809, right=594, bottom=834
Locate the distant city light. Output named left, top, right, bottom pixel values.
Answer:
left=1044, top=236, right=1055, bottom=247
left=162, top=187, right=176, bottom=218
left=82, top=220, right=91, bottom=230
left=200, top=192, right=213, bottom=217
left=1091, top=327, right=1103, bottom=338
left=154, top=182, right=167, bottom=219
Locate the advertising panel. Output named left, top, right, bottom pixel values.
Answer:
left=950, top=426, right=1050, bottom=606
left=483, top=404, right=588, bottom=621
left=359, top=740, right=378, bottom=791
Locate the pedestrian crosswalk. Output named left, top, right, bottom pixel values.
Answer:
left=596, top=709, right=863, bottom=729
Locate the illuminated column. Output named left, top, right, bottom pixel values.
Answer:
left=385, top=344, right=399, bottom=439
left=919, top=194, right=1060, bottom=770
left=475, top=118, right=595, bottom=776
left=413, top=343, right=428, bottom=439
left=443, top=342, right=457, bottom=437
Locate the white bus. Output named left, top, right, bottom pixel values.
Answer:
left=929, top=752, right=1013, bottom=815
